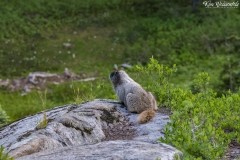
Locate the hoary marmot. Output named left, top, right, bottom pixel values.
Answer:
left=109, top=70, right=157, bottom=124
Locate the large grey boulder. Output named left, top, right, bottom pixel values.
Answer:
left=17, top=140, right=180, bottom=160
left=0, top=99, right=181, bottom=160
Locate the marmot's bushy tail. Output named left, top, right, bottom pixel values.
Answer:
left=137, top=109, right=156, bottom=124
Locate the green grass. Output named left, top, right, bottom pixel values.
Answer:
left=0, top=24, right=125, bottom=121
left=0, top=79, right=116, bottom=121
left=0, top=26, right=125, bottom=78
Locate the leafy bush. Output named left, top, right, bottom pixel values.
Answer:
left=111, top=7, right=240, bottom=93
left=219, top=53, right=240, bottom=94
left=0, top=146, right=14, bottom=160
left=136, top=57, right=177, bottom=107
left=0, top=105, right=10, bottom=126
left=137, top=58, right=240, bottom=159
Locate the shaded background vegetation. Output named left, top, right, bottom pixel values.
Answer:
left=0, top=0, right=239, bottom=87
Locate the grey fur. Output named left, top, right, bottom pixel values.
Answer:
left=109, top=70, right=157, bottom=123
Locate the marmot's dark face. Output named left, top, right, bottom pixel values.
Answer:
left=110, top=71, right=117, bottom=79
left=109, top=70, right=123, bottom=88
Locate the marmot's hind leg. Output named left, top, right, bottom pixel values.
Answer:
left=125, top=93, right=141, bottom=113
left=126, top=92, right=152, bottom=113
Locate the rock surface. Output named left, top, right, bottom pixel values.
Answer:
left=17, top=140, right=179, bottom=160
left=0, top=99, right=181, bottom=160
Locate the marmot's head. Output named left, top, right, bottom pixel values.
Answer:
left=109, top=70, right=133, bottom=88
left=109, top=70, right=122, bottom=87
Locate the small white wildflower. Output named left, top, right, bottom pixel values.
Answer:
left=63, top=43, right=73, bottom=48
left=72, top=53, right=75, bottom=58
left=34, top=51, right=37, bottom=54
left=59, top=51, right=62, bottom=54
left=5, top=39, right=10, bottom=44
left=94, top=36, right=97, bottom=38
left=68, top=51, right=71, bottom=54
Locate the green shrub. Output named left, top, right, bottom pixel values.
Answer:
left=0, top=146, right=14, bottom=160
left=0, top=105, right=10, bottom=126
left=136, top=57, right=177, bottom=107
left=137, top=58, right=240, bottom=159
